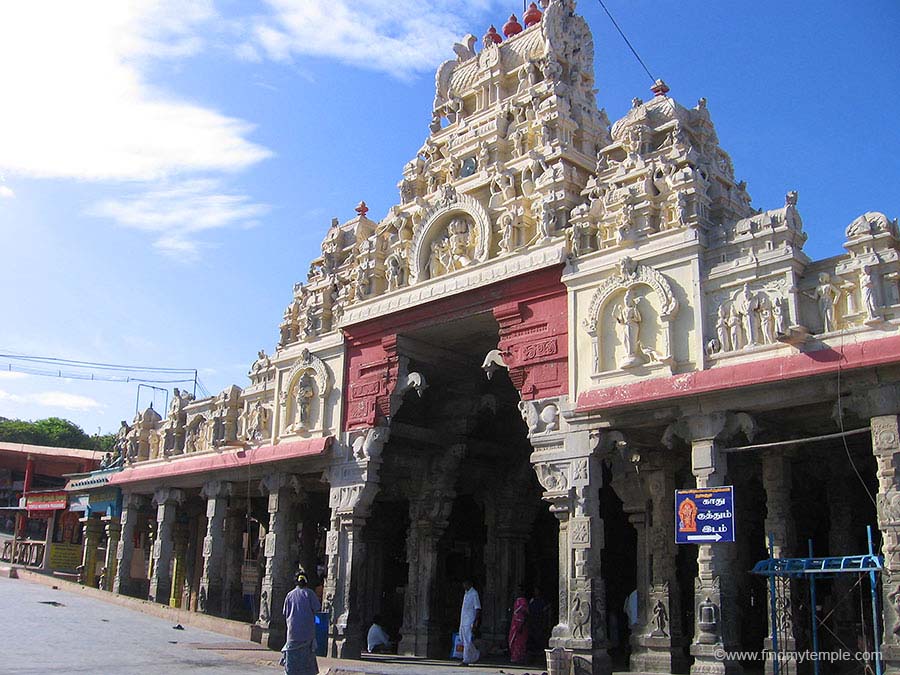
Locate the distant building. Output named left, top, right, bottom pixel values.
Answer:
left=79, top=2, right=898, bottom=673
left=0, top=442, right=101, bottom=572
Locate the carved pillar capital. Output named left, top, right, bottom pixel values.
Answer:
left=152, top=487, right=184, bottom=507
left=201, top=480, right=232, bottom=500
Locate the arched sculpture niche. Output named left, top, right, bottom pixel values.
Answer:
left=280, top=349, right=332, bottom=435
left=583, top=257, right=679, bottom=374
left=409, top=192, right=492, bottom=283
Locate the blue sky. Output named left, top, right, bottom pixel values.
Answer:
left=1, top=0, right=898, bottom=435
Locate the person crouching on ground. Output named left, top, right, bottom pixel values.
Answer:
left=459, top=577, right=482, bottom=665
left=367, top=614, right=393, bottom=653
left=282, top=572, right=321, bottom=675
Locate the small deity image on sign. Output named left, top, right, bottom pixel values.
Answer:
left=677, top=497, right=698, bottom=533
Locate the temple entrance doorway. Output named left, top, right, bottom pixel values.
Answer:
left=369, top=311, right=558, bottom=661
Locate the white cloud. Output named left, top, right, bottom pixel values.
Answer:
left=0, top=0, right=271, bottom=181
left=89, top=179, right=270, bottom=262
left=250, top=0, right=505, bottom=79
left=0, top=388, right=104, bottom=412
left=0, top=185, right=14, bottom=199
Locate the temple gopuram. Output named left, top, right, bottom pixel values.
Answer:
left=68, top=2, right=900, bottom=674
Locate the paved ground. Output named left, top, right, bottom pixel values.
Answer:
left=0, top=573, right=547, bottom=675
left=0, top=575, right=275, bottom=674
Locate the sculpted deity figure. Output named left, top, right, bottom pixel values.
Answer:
left=567, top=221, right=582, bottom=258
left=615, top=288, right=642, bottom=368
left=499, top=212, right=515, bottom=253
left=538, top=200, right=554, bottom=240
left=511, top=128, right=526, bottom=157
left=477, top=141, right=490, bottom=170
left=809, top=272, right=842, bottom=332
left=447, top=217, right=473, bottom=269
left=728, top=306, right=741, bottom=350
left=113, top=420, right=131, bottom=464
left=773, top=297, right=788, bottom=335
left=243, top=400, right=269, bottom=442
left=386, top=256, right=401, bottom=291
left=734, top=284, right=759, bottom=346
left=716, top=304, right=731, bottom=352
left=295, top=372, right=315, bottom=429
left=758, top=297, right=775, bottom=344
left=861, top=266, right=879, bottom=321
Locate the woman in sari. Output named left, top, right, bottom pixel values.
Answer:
left=508, top=585, right=529, bottom=663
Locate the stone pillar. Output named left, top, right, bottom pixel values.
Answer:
left=221, top=505, right=245, bottom=619
left=102, top=515, right=122, bottom=592
left=113, top=493, right=144, bottom=596
left=257, top=472, right=297, bottom=649
left=80, top=515, right=103, bottom=588
left=688, top=418, right=741, bottom=675
left=327, top=512, right=370, bottom=658
left=169, top=522, right=189, bottom=608
left=761, top=451, right=797, bottom=675
left=323, top=427, right=387, bottom=659
left=483, top=525, right=529, bottom=647
left=148, top=488, right=183, bottom=604
left=199, top=480, right=231, bottom=615
left=629, top=461, right=686, bottom=673
left=534, top=426, right=611, bottom=675
left=872, top=414, right=900, bottom=672
left=399, top=497, right=450, bottom=656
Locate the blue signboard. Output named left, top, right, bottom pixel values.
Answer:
left=675, top=486, right=735, bottom=544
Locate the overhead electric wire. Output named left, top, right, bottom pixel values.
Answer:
left=0, top=350, right=203, bottom=394
left=0, top=351, right=196, bottom=374
left=596, top=0, right=657, bottom=84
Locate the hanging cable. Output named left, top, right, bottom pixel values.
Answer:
left=835, top=331, right=879, bottom=508
left=596, top=0, right=656, bottom=83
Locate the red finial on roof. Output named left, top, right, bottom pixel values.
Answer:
left=355, top=201, right=369, bottom=218
left=503, top=14, right=523, bottom=37
left=650, top=79, right=670, bottom=97
left=524, top=3, right=543, bottom=27
left=485, top=25, right=502, bottom=44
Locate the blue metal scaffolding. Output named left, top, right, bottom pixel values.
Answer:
left=751, top=527, right=883, bottom=675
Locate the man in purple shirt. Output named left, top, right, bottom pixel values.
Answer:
left=281, top=572, right=321, bottom=675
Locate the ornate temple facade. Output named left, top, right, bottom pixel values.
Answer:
left=73, top=2, right=900, bottom=673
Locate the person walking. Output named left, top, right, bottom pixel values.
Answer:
left=281, top=572, right=321, bottom=675
left=459, top=578, right=482, bottom=665
left=507, top=585, right=529, bottom=663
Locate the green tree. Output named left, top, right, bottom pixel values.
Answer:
left=0, top=416, right=112, bottom=450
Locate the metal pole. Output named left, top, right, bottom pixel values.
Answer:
left=768, top=533, right=780, bottom=675
left=868, top=526, right=883, bottom=675
left=809, top=539, right=820, bottom=675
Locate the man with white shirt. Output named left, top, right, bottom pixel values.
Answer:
left=459, top=578, right=482, bottom=665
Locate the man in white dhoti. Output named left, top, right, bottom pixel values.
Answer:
left=459, top=578, right=482, bottom=665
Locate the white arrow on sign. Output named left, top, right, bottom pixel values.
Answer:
left=686, top=533, right=723, bottom=542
